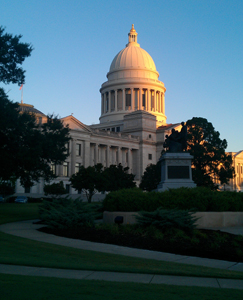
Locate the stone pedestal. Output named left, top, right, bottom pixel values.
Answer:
left=156, top=152, right=196, bottom=191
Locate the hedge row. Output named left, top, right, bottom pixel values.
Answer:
left=102, top=187, right=243, bottom=212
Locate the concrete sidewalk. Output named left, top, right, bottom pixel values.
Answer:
left=0, top=220, right=243, bottom=289
left=1, top=263, right=243, bottom=289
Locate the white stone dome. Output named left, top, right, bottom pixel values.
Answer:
left=109, top=44, right=157, bottom=73
left=99, top=25, right=166, bottom=127
left=107, top=25, right=159, bottom=81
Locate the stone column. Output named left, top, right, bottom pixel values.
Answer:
left=108, top=91, right=111, bottom=113
left=131, top=88, right=134, bottom=110
left=106, top=145, right=110, bottom=167
left=70, top=139, right=76, bottom=175
left=128, top=148, right=132, bottom=174
left=122, top=89, right=125, bottom=111
left=115, top=90, right=117, bottom=111
left=117, top=147, right=121, bottom=164
left=84, top=140, right=90, bottom=167
left=95, top=144, right=99, bottom=164
left=101, top=94, right=103, bottom=115
left=147, top=89, right=151, bottom=111
left=155, top=91, right=157, bottom=111
left=162, top=93, right=165, bottom=114
left=139, top=88, right=142, bottom=110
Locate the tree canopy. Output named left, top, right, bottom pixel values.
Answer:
left=0, top=92, right=71, bottom=188
left=70, top=163, right=136, bottom=202
left=70, top=164, right=104, bottom=203
left=103, top=164, right=136, bottom=192
left=186, top=117, right=234, bottom=189
left=0, top=26, right=33, bottom=85
left=0, top=26, right=70, bottom=189
left=44, top=181, right=67, bottom=198
left=139, top=162, right=161, bottom=191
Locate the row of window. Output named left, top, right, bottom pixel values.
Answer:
left=51, top=153, right=152, bottom=178
left=51, top=162, right=82, bottom=177
left=63, top=143, right=82, bottom=156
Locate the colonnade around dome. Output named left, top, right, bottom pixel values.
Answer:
left=100, top=88, right=165, bottom=117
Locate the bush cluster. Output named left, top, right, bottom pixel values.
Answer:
left=39, top=198, right=95, bottom=229
left=136, top=208, right=198, bottom=231
left=103, top=187, right=243, bottom=212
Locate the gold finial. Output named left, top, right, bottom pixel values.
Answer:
left=130, top=24, right=136, bottom=32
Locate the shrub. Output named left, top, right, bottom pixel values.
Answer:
left=103, top=187, right=243, bottom=212
left=39, top=197, right=95, bottom=229
left=136, top=208, right=198, bottom=231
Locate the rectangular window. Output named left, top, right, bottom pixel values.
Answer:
left=116, top=127, right=120, bottom=132
left=111, top=127, right=115, bottom=132
left=63, top=162, right=69, bottom=177
left=65, top=184, right=70, bottom=194
left=75, top=163, right=81, bottom=173
left=25, top=187, right=30, bottom=193
left=111, top=91, right=115, bottom=111
left=106, top=93, right=109, bottom=112
left=76, top=144, right=81, bottom=156
left=142, top=93, right=146, bottom=107
left=51, top=162, right=56, bottom=175
left=126, top=151, right=128, bottom=163
left=148, top=154, right=152, bottom=160
left=64, top=143, right=69, bottom=155
left=126, top=93, right=131, bottom=107
left=151, top=91, right=154, bottom=109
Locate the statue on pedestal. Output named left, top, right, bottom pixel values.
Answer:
left=163, top=122, right=187, bottom=152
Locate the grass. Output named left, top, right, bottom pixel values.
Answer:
left=0, top=203, right=39, bottom=224
left=1, top=231, right=243, bottom=279
left=0, top=203, right=243, bottom=279
left=1, top=202, right=243, bottom=299
left=1, top=273, right=243, bottom=300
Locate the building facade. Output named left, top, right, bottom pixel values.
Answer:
left=15, top=25, right=242, bottom=196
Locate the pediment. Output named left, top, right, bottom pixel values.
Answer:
left=61, top=115, right=92, bottom=132
left=235, top=150, right=243, bottom=159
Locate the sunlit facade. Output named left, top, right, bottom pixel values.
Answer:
left=14, top=25, right=241, bottom=196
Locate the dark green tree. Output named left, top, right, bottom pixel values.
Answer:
left=0, top=27, right=70, bottom=190
left=0, top=96, right=71, bottom=188
left=0, top=26, right=33, bottom=85
left=139, top=162, right=161, bottom=191
left=186, top=117, right=234, bottom=189
left=44, top=181, right=67, bottom=198
left=103, top=163, right=136, bottom=192
left=70, top=163, right=104, bottom=203
left=0, top=180, right=15, bottom=198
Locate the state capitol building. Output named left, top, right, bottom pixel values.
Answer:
left=16, top=25, right=243, bottom=196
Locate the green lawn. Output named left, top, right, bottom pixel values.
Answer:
left=1, top=274, right=243, bottom=300
left=1, top=231, right=243, bottom=279
left=0, top=203, right=243, bottom=279
left=0, top=203, right=39, bottom=224
left=0, top=203, right=243, bottom=299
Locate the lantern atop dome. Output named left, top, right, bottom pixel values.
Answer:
left=127, top=24, right=139, bottom=46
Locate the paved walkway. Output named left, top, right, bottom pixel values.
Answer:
left=0, top=220, right=243, bottom=289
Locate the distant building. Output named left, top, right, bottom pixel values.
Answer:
left=223, top=151, right=243, bottom=191
left=15, top=25, right=242, bottom=196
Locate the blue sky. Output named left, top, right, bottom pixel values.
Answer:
left=1, top=0, right=242, bottom=152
